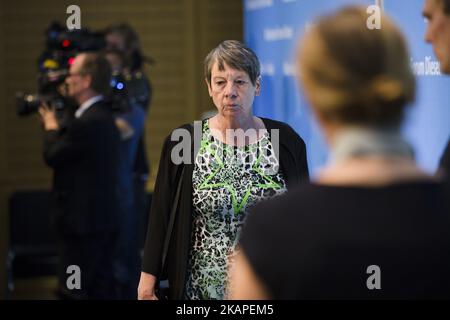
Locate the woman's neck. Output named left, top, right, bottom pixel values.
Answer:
left=208, top=114, right=265, bottom=146
left=316, top=157, right=433, bottom=187
left=317, top=127, right=433, bottom=186
left=330, top=126, right=414, bottom=163
left=211, top=113, right=259, bottom=131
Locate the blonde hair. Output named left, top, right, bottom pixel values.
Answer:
left=298, top=6, right=415, bottom=127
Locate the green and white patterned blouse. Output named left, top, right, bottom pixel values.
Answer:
left=184, top=120, right=287, bottom=300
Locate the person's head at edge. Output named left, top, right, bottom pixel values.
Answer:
left=423, top=0, right=450, bottom=74
left=423, top=0, right=450, bottom=179
left=66, top=52, right=112, bottom=106
left=105, top=23, right=146, bottom=72
left=297, top=6, right=415, bottom=145
left=204, top=40, right=261, bottom=128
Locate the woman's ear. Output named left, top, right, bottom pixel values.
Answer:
left=205, top=78, right=213, bottom=97
left=255, top=76, right=261, bottom=96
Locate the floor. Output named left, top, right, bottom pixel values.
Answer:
left=9, top=276, right=59, bottom=300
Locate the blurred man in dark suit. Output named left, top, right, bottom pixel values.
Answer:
left=39, top=52, right=120, bottom=299
left=423, top=0, right=450, bottom=177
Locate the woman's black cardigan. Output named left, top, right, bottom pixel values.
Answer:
left=142, top=118, right=309, bottom=299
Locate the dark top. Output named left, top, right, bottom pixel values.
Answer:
left=44, top=101, right=120, bottom=236
left=240, top=181, right=450, bottom=299
left=439, top=139, right=450, bottom=179
left=142, top=118, right=309, bottom=299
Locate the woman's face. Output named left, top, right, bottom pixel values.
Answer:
left=206, top=61, right=260, bottom=119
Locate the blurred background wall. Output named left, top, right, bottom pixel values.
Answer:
left=0, top=0, right=243, bottom=299
left=245, top=0, right=450, bottom=175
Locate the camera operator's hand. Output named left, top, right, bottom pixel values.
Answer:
left=39, top=103, right=59, bottom=131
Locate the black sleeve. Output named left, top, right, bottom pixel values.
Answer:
left=283, top=123, right=309, bottom=184
left=295, top=134, right=309, bottom=183
left=141, top=135, right=178, bottom=277
left=239, top=187, right=314, bottom=299
left=43, top=119, right=93, bottom=168
left=439, top=139, right=450, bottom=177
left=239, top=199, right=287, bottom=299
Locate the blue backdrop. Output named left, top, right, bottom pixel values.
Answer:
left=244, top=0, right=450, bottom=175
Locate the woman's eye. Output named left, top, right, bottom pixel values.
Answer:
left=216, top=81, right=225, bottom=86
left=236, top=80, right=245, bottom=85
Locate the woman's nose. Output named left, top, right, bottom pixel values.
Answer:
left=224, top=82, right=237, bottom=98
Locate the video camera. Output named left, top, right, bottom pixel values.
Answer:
left=16, top=22, right=128, bottom=116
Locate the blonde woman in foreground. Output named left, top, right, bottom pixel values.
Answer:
left=230, top=6, right=450, bottom=299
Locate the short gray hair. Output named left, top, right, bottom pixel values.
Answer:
left=204, top=40, right=260, bottom=86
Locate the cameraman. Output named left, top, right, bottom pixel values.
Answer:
left=39, top=52, right=120, bottom=300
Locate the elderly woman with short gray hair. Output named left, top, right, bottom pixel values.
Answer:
left=138, top=40, right=309, bottom=300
